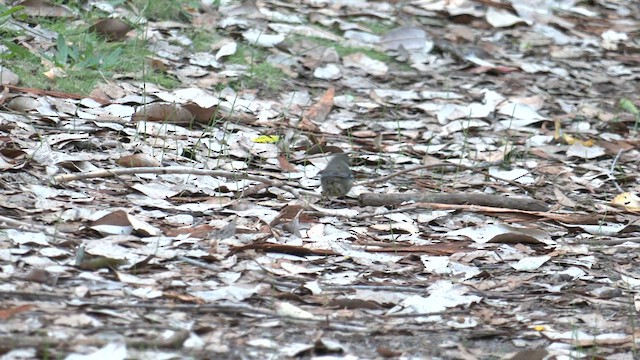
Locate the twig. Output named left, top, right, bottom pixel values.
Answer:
left=575, top=237, right=640, bottom=245
left=4, top=84, right=111, bottom=104
left=608, top=149, right=624, bottom=193
left=357, top=162, right=533, bottom=194
left=258, top=278, right=427, bottom=294
left=0, top=331, right=190, bottom=351
left=52, top=166, right=319, bottom=200
left=0, top=215, right=78, bottom=242
left=176, top=255, right=221, bottom=271
left=0, top=215, right=49, bottom=231
left=359, top=193, right=549, bottom=211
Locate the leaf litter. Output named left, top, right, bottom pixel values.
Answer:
left=1, top=0, right=640, bottom=359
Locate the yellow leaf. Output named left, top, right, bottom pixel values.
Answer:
left=253, top=135, right=279, bottom=143
left=561, top=133, right=575, bottom=145
left=554, top=119, right=594, bottom=146
left=553, top=118, right=562, bottom=140
left=612, top=192, right=640, bottom=212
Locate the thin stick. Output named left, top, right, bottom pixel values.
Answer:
left=0, top=215, right=77, bottom=243
left=53, top=166, right=319, bottom=200
left=356, top=161, right=531, bottom=193
left=608, top=149, right=624, bottom=193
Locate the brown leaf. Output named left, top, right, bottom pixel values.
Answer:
left=0, top=304, right=34, bottom=321
left=20, top=268, right=58, bottom=285
left=132, top=103, right=195, bottom=124
left=163, top=291, right=205, bottom=304
left=89, top=19, right=133, bottom=41
left=376, top=346, right=403, bottom=358
left=89, top=83, right=126, bottom=101
left=91, top=209, right=130, bottom=227
left=327, top=299, right=383, bottom=310
left=297, top=116, right=321, bottom=132
left=19, top=0, right=74, bottom=18
left=300, top=87, right=334, bottom=129
left=117, top=153, right=162, bottom=168
left=277, top=155, right=297, bottom=172
left=269, top=204, right=304, bottom=227
left=90, top=210, right=160, bottom=236
left=306, top=143, right=344, bottom=155
left=149, top=58, right=171, bottom=73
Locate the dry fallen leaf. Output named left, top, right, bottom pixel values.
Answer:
left=117, top=153, right=162, bottom=168
left=132, top=103, right=195, bottom=124
left=2, top=0, right=640, bottom=358
left=89, top=19, right=133, bottom=41
left=19, top=0, right=74, bottom=18
left=612, top=192, right=640, bottom=212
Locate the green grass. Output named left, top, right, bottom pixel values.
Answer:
left=130, top=0, right=199, bottom=21
left=224, top=43, right=252, bottom=65
left=0, top=1, right=311, bottom=96
left=190, top=29, right=223, bottom=53
left=242, top=62, right=286, bottom=92
left=358, top=19, right=396, bottom=35
left=220, top=43, right=286, bottom=93
left=287, top=34, right=398, bottom=65
left=0, top=6, right=180, bottom=94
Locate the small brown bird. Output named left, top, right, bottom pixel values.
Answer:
left=318, top=153, right=354, bottom=198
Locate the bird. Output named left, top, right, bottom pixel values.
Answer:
left=318, top=153, right=354, bottom=198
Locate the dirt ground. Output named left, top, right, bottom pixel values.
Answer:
left=2, top=0, right=640, bottom=359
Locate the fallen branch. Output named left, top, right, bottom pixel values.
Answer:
left=359, top=193, right=549, bottom=211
